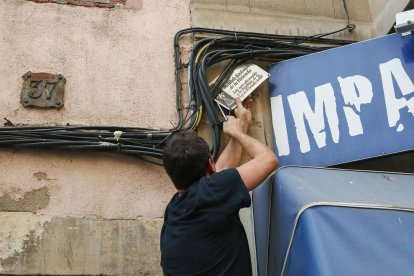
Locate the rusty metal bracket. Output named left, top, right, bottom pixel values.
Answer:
left=21, top=72, right=66, bottom=108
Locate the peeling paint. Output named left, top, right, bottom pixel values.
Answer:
left=33, top=172, right=55, bottom=181
left=0, top=212, right=50, bottom=262
left=0, top=213, right=163, bottom=275
left=0, top=187, right=50, bottom=212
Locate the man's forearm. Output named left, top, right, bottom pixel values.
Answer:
left=222, top=115, right=278, bottom=190
left=230, top=130, right=274, bottom=161
left=216, top=112, right=250, bottom=171
left=231, top=129, right=278, bottom=190
left=215, top=137, right=243, bottom=172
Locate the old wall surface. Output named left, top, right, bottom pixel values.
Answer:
left=0, top=0, right=410, bottom=274
left=191, top=0, right=411, bottom=40
left=0, top=212, right=162, bottom=275
left=0, top=0, right=190, bottom=274
left=0, top=0, right=191, bottom=218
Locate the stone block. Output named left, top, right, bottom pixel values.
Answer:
left=191, top=0, right=226, bottom=4
left=250, top=0, right=306, bottom=15
left=332, top=0, right=372, bottom=22
left=0, top=212, right=163, bottom=275
left=226, top=0, right=250, bottom=12
left=305, top=0, right=335, bottom=18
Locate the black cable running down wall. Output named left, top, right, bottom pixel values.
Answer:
left=0, top=27, right=354, bottom=164
left=174, top=27, right=354, bottom=159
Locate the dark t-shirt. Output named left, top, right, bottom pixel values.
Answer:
left=160, top=168, right=252, bottom=276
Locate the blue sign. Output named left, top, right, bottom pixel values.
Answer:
left=269, top=34, right=414, bottom=167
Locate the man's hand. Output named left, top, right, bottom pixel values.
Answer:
left=234, top=97, right=252, bottom=133
left=223, top=97, right=252, bottom=137
left=222, top=98, right=278, bottom=191
left=216, top=98, right=253, bottom=172
left=223, top=115, right=241, bottom=137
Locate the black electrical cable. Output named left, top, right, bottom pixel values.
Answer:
left=177, top=28, right=354, bottom=160
left=0, top=27, right=354, bottom=164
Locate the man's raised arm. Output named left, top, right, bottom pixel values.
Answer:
left=215, top=98, right=252, bottom=172
left=223, top=114, right=278, bottom=191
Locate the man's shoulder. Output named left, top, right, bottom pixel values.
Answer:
left=211, top=167, right=241, bottom=182
left=203, top=168, right=251, bottom=209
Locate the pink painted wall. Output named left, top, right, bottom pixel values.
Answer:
left=0, top=0, right=191, bottom=219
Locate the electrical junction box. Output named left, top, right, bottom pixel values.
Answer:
left=395, top=9, right=414, bottom=36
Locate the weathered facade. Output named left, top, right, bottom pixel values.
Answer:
left=0, top=0, right=411, bottom=274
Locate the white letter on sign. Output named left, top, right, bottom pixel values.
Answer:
left=288, top=83, right=339, bottom=153
left=380, top=58, right=414, bottom=132
left=270, top=96, right=290, bottom=156
left=338, top=75, right=373, bottom=136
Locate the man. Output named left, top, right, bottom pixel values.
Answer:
left=161, top=98, right=278, bottom=275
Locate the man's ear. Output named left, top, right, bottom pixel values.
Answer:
left=207, top=158, right=216, bottom=175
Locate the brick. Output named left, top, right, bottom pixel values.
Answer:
left=124, top=0, right=142, bottom=10
left=27, top=0, right=124, bottom=8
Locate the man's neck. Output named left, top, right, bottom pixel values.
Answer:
left=177, top=189, right=187, bottom=197
left=176, top=172, right=214, bottom=197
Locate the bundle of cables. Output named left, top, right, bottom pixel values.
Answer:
left=174, top=26, right=355, bottom=160
left=0, top=26, right=354, bottom=164
left=0, top=124, right=169, bottom=164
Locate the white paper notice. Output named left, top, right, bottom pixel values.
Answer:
left=215, top=64, right=270, bottom=110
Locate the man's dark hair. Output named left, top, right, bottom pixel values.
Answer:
left=163, top=132, right=211, bottom=190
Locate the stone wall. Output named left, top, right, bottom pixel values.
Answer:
left=190, top=0, right=411, bottom=40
